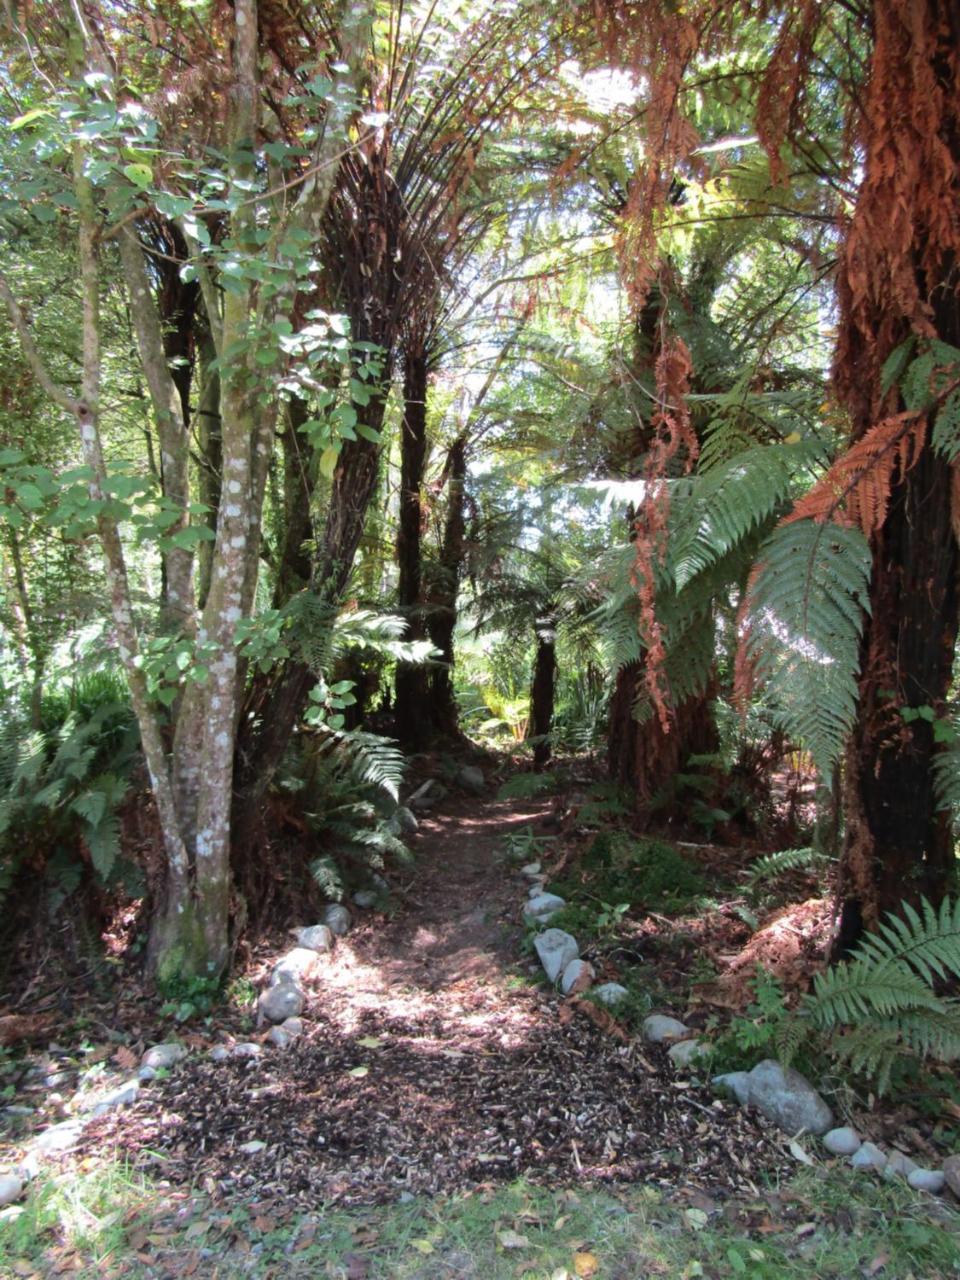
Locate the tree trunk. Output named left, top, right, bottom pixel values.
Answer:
left=394, top=349, right=432, bottom=747
left=528, top=618, right=557, bottom=769
left=425, top=435, right=467, bottom=740
left=833, top=0, right=960, bottom=951
left=607, top=662, right=718, bottom=816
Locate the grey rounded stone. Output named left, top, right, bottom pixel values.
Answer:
left=321, top=905, right=352, bottom=936
left=458, top=765, right=485, bottom=793
left=140, top=1043, right=187, bottom=1074
left=91, top=1079, right=140, bottom=1116
left=209, top=1046, right=231, bottom=1063
left=883, top=1151, right=918, bottom=1180
left=850, top=1141, right=888, bottom=1173
left=942, top=1154, right=960, bottom=1198
left=0, top=1175, right=23, bottom=1207
left=642, top=1015, right=689, bottom=1044
left=526, top=892, right=566, bottom=923
left=667, top=1039, right=706, bottom=1070
left=534, top=928, right=579, bottom=983
left=592, top=982, right=628, bottom=1006
left=281, top=1017, right=304, bottom=1037
left=907, top=1167, right=946, bottom=1194
left=352, top=890, right=378, bottom=909
left=231, top=1042, right=264, bottom=1059
left=520, top=862, right=541, bottom=878
left=393, top=806, right=418, bottom=835
left=296, top=925, right=335, bottom=953
left=32, top=1119, right=83, bottom=1154
left=713, top=1071, right=752, bottom=1106
left=258, top=984, right=304, bottom=1024
left=270, top=947, right=323, bottom=987
left=266, top=1027, right=292, bottom=1049
left=560, top=958, right=595, bottom=995
left=743, top=1059, right=833, bottom=1136
left=822, top=1126, right=861, bottom=1156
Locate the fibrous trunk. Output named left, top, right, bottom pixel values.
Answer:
left=528, top=620, right=557, bottom=769
left=394, top=349, right=431, bottom=747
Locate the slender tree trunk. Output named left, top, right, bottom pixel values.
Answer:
left=528, top=617, right=557, bottom=769
left=273, top=395, right=315, bottom=606
left=425, top=435, right=467, bottom=739
left=394, top=349, right=431, bottom=747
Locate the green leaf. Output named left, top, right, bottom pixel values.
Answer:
left=319, top=446, right=340, bottom=479
left=356, top=423, right=382, bottom=444
left=123, top=163, right=153, bottom=190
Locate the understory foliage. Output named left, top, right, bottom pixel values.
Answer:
left=0, top=671, right=139, bottom=917
left=781, top=898, right=960, bottom=1095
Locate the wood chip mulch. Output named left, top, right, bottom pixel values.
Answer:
left=85, top=1009, right=793, bottom=1207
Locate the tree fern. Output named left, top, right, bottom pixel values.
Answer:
left=741, top=519, right=871, bottom=773
left=783, top=897, right=960, bottom=1093
left=745, top=846, right=831, bottom=893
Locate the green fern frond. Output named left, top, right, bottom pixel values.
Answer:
left=746, top=846, right=831, bottom=891
left=745, top=519, right=871, bottom=773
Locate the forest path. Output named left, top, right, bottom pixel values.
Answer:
left=92, top=786, right=791, bottom=1209
left=314, top=790, right=555, bottom=1049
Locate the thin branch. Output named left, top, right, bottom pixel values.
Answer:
left=0, top=273, right=79, bottom=413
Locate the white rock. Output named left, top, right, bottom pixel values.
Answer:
left=743, top=1059, right=833, bottom=1136
left=393, top=806, right=418, bottom=835
left=352, top=890, right=378, bottom=909
left=884, top=1151, right=918, bottom=1180
left=258, top=984, right=304, bottom=1024
left=0, top=1175, right=23, bottom=1207
left=281, top=1017, right=304, bottom=1038
left=231, top=1042, right=263, bottom=1059
left=238, top=1140, right=266, bottom=1154
left=91, top=1079, right=140, bottom=1116
left=525, top=892, right=566, bottom=922
left=908, top=1167, right=946, bottom=1194
left=592, top=982, right=628, bottom=1006
left=140, top=1043, right=186, bottom=1074
left=321, top=904, right=352, bottom=936
left=534, top=929, right=579, bottom=983
left=31, top=1119, right=83, bottom=1154
left=458, top=765, right=485, bottom=793
left=713, top=1071, right=752, bottom=1106
left=270, top=947, right=323, bottom=987
left=296, top=925, right=335, bottom=953
left=850, top=1141, right=888, bottom=1173
left=642, top=1015, right=689, bottom=1044
left=668, top=1039, right=706, bottom=1070
left=209, top=1046, right=231, bottom=1063
left=267, top=1027, right=292, bottom=1049
left=822, top=1127, right=861, bottom=1156
left=560, top=959, right=595, bottom=995
left=520, top=862, right=541, bottom=878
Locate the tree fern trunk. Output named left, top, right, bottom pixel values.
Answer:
left=833, top=0, right=960, bottom=952
left=425, top=435, right=467, bottom=740
left=528, top=620, right=557, bottom=769
left=394, top=350, right=432, bottom=747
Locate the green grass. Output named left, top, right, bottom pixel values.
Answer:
left=3, top=1163, right=957, bottom=1278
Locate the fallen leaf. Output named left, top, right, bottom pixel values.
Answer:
left=867, top=1254, right=889, bottom=1276
left=112, top=1045, right=138, bottom=1070
left=684, top=1208, right=709, bottom=1232
left=574, top=1251, right=599, bottom=1277
left=410, top=1239, right=434, bottom=1255
left=356, top=1036, right=384, bottom=1049
left=347, top=1066, right=369, bottom=1079
left=788, top=1139, right=814, bottom=1166
left=497, top=1230, right=531, bottom=1249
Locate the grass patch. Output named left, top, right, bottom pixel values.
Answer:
left=3, top=1163, right=957, bottom=1278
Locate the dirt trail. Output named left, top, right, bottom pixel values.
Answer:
left=88, top=788, right=792, bottom=1206
left=315, top=792, right=554, bottom=1044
